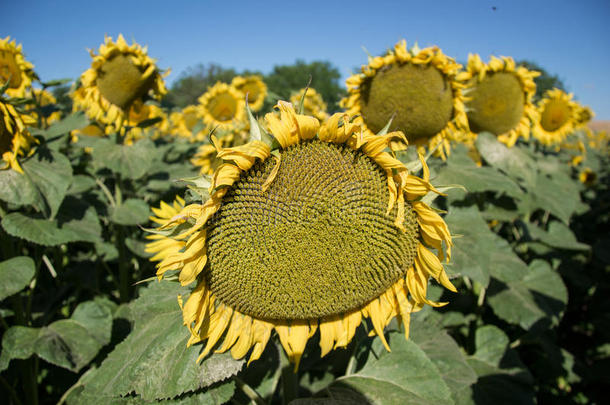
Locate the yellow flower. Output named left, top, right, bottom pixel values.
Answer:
left=573, top=103, right=594, bottom=129
left=532, top=89, right=578, bottom=146
left=27, top=89, right=62, bottom=125
left=290, top=87, right=329, bottom=122
left=76, top=34, right=167, bottom=131
left=0, top=37, right=35, bottom=98
left=579, top=167, right=596, bottom=187
left=169, top=105, right=206, bottom=141
left=199, top=82, right=246, bottom=131
left=1, top=97, right=37, bottom=173
left=146, top=101, right=455, bottom=370
left=341, top=40, right=468, bottom=159
left=457, top=55, right=540, bottom=148
left=123, top=99, right=169, bottom=143
left=231, top=75, right=267, bottom=112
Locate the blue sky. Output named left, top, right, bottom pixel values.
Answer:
left=4, top=0, right=610, bottom=118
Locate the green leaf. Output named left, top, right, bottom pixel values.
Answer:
left=68, top=175, right=97, bottom=195
left=0, top=326, right=39, bottom=371
left=434, top=147, right=523, bottom=200
left=0, top=168, right=38, bottom=206
left=80, top=281, right=244, bottom=401
left=0, top=299, right=114, bottom=372
left=2, top=202, right=102, bottom=246
left=110, top=199, right=150, bottom=225
left=91, top=138, right=156, bottom=180
left=0, top=256, right=35, bottom=301
left=40, top=112, right=89, bottom=139
left=444, top=206, right=506, bottom=287
left=475, top=132, right=537, bottom=187
left=332, top=331, right=453, bottom=404
left=525, top=220, right=589, bottom=251
left=487, top=259, right=568, bottom=329
left=21, top=147, right=73, bottom=218
left=410, top=320, right=477, bottom=403
left=525, top=171, right=586, bottom=224
left=464, top=326, right=535, bottom=405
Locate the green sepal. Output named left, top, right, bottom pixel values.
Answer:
left=297, top=75, right=312, bottom=115
left=176, top=175, right=211, bottom=201
left=421, top=184, right=467, bottom=206
left=376, top=113, right=396, bottom=136
left=140, top=220, right=195, bottom=238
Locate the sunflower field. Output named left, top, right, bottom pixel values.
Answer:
left=1, top=35, right=609, bottom=405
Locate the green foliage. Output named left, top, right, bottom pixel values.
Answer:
left=164, top=63, right=239, bottom=108
left=264, top=60, right=345, bottom=112
left=516, top=60, right=566, bottom=100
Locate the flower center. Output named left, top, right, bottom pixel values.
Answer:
left=0, top=50, right=23, bottom=89
left=96, top=54, right=154, bottom=110
left=207, top=93, right=238, bottom=123
left=206, top=140, right=419, bottom=320
left=359, top=63, right=454, bottom=141
left=240, top=82, right=262, bottom=105
left=541, top=99, right=571, bottom=132
left=466, top=72, right=525, bottom=135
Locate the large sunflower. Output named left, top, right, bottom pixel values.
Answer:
left=532, top=89, right=578, bottom=146
left=77, top=34, right=167, bottom=131
left=290, top=87, right=329, bottom=122
left=0, top=36, right=35, bottom=98
left=1, top=97, right=37, bottom=172
left=146, top=101, right=455, bottom=369
left=342, top=40, right=468, bottom=159
left=231, top=75, right=267, bottom=112
left=457, top=55, right=540, bottom=147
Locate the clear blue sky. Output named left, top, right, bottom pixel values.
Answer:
left=4, top=0, right=610, bottom=119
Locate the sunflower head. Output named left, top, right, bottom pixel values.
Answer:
left=231, top=75, right=267, bottom=112
left=77, top=35, right=167, bottom=131
left=1, top=97, right=37, bottom=172
left=0, top=37, right=35, bottom=98
left=290, top=87, right=329, bottom=122
left=457, top=55, right=540, bottom=147
left=533, top=88, right=578, bottom=146
left=574, top=103, right=594, bottom=129
left=146, top=101, right=455, bottom=370
left=342, top=40, right=468, bottom=159
left=198, top=82, right=246, bottom=130
left=579, top=167, right=596, bottom=187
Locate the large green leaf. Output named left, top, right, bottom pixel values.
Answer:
left=37, top=112, right=89, bottom=139
left=110, top=198, right=150, bottom=225
left=434, top=147, right=523, bottom=201
left=0, top=256, right=35, bottom=301
left=80, top=281, right=244, bottom=401
left=2, top=202, right=102, bottom=246
left=329, top=331, right=453, bottom=404
left=0, top=168, right=38, bottom=206
left=21, top=147, right=73, bottom=218
left=525, top=171, right=586, bottom=224
left=91, top=138, right=157, bottom=179
left=525, top=220, right=590, bottom=251
left=410, top=320, right=477, bottom=403
left=475, top=132, right=537, bottom=187
left=444, top=206, right=505, bottom=287
left=0, top=298, right=114, bottom=372
left=487, top=260, right=568, bottom=329
left=463, top=325, right=535, bottom=405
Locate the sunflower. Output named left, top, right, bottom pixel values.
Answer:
left=579, top=168, right=596, bottom=187
left=457, top=55, right=540, bottom=148
left=290, top=87, right=329, bottom=122
left=170, top=105, right=207, bottom=141
left=145, top=101, right=455, bottom=370
left=27, top=88, right=62, bottom=124
left=77, top=34, right=167, bottom=131
left=532, top=89, right=578, bottom=146
left=231, top=76, right=267, bottom=112
left=342, top=40, right=468, bottom=159
left=198, top=82, right=246, bottom=131
left=1, top=97, right=37, bottom=172
left=0, top=37, right=35, bottom=98
left=573, top=103, right=594, bottom=129
left=123, top=99, right=169, bottom=143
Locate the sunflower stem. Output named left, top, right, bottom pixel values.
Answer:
left=234, top=376, right=266, bottom=405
